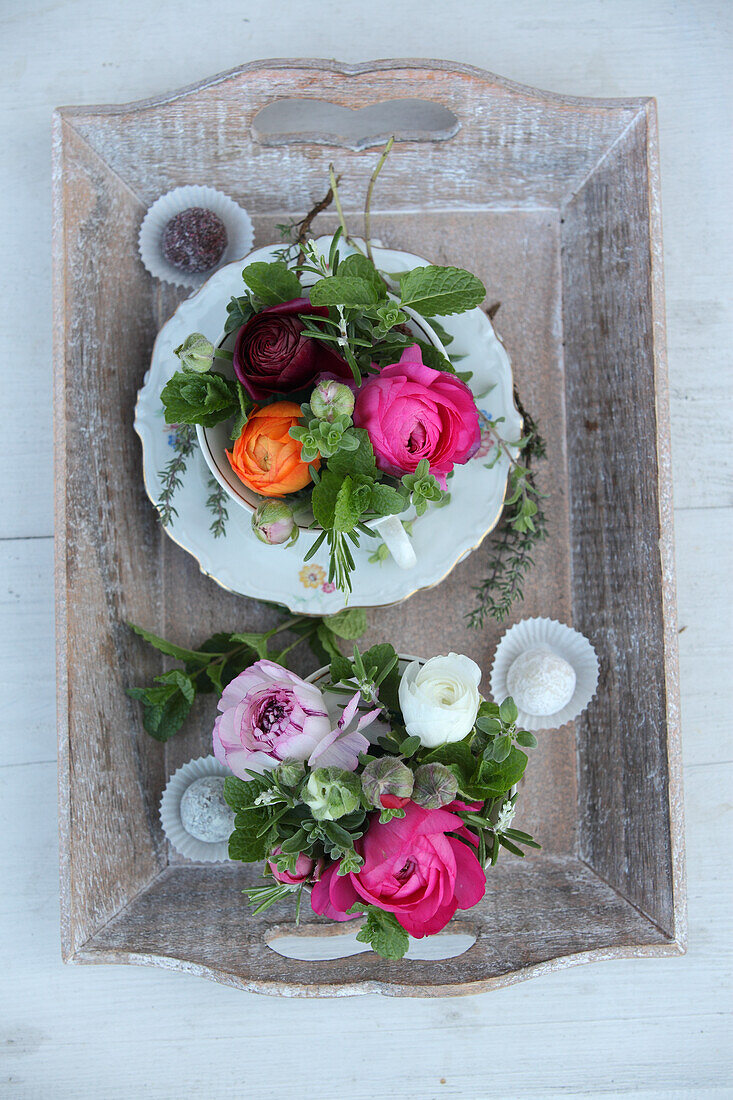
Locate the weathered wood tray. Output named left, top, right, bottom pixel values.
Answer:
left=53, top=58, right=685, bottom=996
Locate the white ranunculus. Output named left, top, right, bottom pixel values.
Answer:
left=398, top=653, right=482, bottom=747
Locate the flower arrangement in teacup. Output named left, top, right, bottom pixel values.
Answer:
left=213, top=644, right=539, bottom=958
left=156, top=145, right=489, bottom=595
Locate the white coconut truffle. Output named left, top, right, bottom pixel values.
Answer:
left=506, top=646, right=576, bottom=717
left=180, top=776, right=235, bottom=843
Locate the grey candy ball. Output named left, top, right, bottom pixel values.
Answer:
left=179, top=776, right=235, bottom=843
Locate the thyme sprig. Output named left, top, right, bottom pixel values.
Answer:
left=205, top=475, right=229, bottom=538
left=467, top=390, right=547, bottom=627
left=156, top=423, right=196, bottom=527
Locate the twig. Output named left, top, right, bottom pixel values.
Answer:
left=364, top=136, right=394, bottom=262
left=296, top=184, right=336, bottom=264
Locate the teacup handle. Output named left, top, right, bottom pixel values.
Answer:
left=369, top=515, right=417, bottom=570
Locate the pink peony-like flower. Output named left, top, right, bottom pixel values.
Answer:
left=213, top=661, right=373, bottom=778
left=353, top=345, right=480, bottom=488
left=310, top=801, right=486, bottom=937
left=267, top=846, right=324, bottom=885
left=213, top=660, right=332, bottom=777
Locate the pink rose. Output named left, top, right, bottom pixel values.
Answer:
left=353, top=345, right=480, bottom=488
left=213, top=659, right=331, bottom=777
left=213, top=661, right=371, bottom=778
left=268, top=846, right=324, bottom=885
left=310, top=802, right=486, bottom=937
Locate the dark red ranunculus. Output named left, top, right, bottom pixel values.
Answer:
left=233, top=298, right=351, bottom=400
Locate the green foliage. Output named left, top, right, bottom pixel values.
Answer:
left=309, top=275, right=381, bottom=308
left=155, top=423, right=196, bottom=528
left=290, top=414, right=360, bottom=463
left=468, top=394, right=548, bottom=627
left=337, top=253, right=388, bottom=298
left=241, top=261, right=303, bottom=305
left=398, top=265, right=485, bottom=316
left=126, top=606, right=368, bottom=742
left=160, top=370, right=239, bottom=427
left=223, top=295, right=255, bottom=335
left=348, top=904, right=410, bottom=959
left=401, top=459, right=445, bottom=516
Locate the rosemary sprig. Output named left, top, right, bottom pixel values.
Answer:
left=205, top=475, right=229, bottom=538
left=467, top=390, right=547, bottom=627
left=156, top=423, right=196, bottom=527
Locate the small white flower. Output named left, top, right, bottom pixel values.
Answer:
left=495, top=800, right=516, bottom=833
left=398, top=653, right=481, bottom=748
left=254, top=790, right=280, bottom=807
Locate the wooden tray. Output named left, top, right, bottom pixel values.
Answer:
left=53, top=58, right=685, bottom=996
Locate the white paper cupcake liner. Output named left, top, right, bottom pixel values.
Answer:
left=139, top=185, right=254, bottom=289
left=159, top=755, right=234, bottom=862
left=490, top=618, right=599, bottom=731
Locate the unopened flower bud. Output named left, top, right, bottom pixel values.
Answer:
left=303, top=767, right=361, bottom=821
left=310, top=379, right=355, bottom=422
left=273, top=760, right=306, bottom=788
left=251, top=501, right=298, bottom=546
left=174, top=332, right=215, bottom=373
left=411, top=763, right=458, bottom=809
left=361, top=757, right=414, bottom=810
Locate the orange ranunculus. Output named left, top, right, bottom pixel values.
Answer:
left=226, top=402, right=317, bottom=498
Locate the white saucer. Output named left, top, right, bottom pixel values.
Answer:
left=134, top=238, right=520, bottom=612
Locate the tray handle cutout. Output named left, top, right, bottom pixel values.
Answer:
left=265, top=925, right=477, bottom=962
left=252, top=98, right=461, bottom=151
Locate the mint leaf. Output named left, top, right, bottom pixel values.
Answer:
left=368, top=482, right=409, bottom=517
left=329, top=653, right=354, bottom=684
left=127, top=684, right=192, bottom=742
left=154, top=668, right=195, bottom=704
left=337, top=254, right=387, bottom=298
left=309, top=275, right=380, bottom=308
left=161, top=370, right=238, bottom=427
left=327, top=429, right=379, bottom=479
left=223, top=776, right=265, bottom=813
left=469, top=747, right=528, bottom=799
left=311, top=469, right=342, bottom=529
left=228, top=828, right=267, bottom=863
left=316, top=622, right=343, bottom=661
left=241, top=261, right=302, bottom=305
left=324, top=607, right=368, bottom=640
left=333, top=477, right=364, bottom=533
left=224, top=295, right=255, bottom=335
left=350, top=905, right=410, bottom=959
left=128, top=622, right=212, bottom=665
left=399, top=265, right=485, bottom=316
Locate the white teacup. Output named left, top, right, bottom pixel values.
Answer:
left=197, top=306, right=446, bottom=570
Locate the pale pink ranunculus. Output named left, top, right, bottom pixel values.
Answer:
left=213, top=660, right=332, bottom=777
left=213, top=661, right=372, bottom=778
left=310, top=801, right=486, bottom=937
left=353, top=345, right=480, bottom=488
left=267, top=846, right=324, bottom=885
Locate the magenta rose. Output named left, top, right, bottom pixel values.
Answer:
left=353, top=344, right=480, bottom=488
left=233, top=298, right=351, bottom=400
left=213, top=659, right=332, bottom=777
left=310, top=801, right=486, bottom=937
left=267, top=846, right=324, bottom=885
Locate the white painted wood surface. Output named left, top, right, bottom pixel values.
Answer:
left=1, top=0, right=731, bottom=1095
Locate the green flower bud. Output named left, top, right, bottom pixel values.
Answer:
left=303, top=767, right=361, bottom=821
left=251, top=501, right=298, bottom=546
left=273, top=760, right=306, bottom=788
left=310, top=380, right=355, bottom=422
left=411, top=763, right=459, bottom=809
left=174, top=332, right=215, bottom=373
left=361, top=757, right=414, bottom=810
